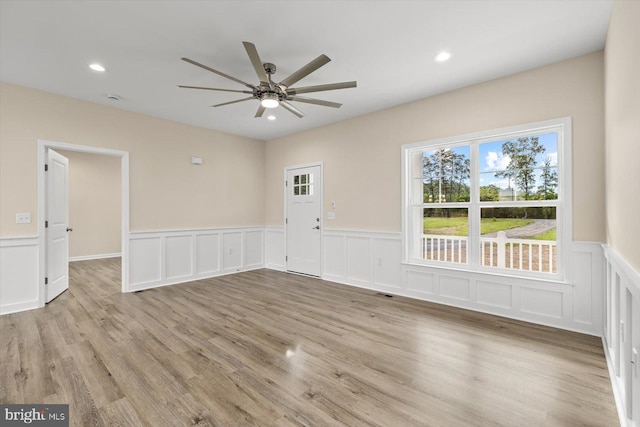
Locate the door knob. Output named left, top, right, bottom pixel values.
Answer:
left=66, top=227, right=73, bottom=232
left=313, top=226, right=320, bottom=230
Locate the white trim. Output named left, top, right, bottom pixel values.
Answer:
left=129, top=225, right=265, bottom=236
left=283, top=161, right=324, bottom=276
left=601, top=244, right=640, bottom=426
left=128, top=226, right=264, bottom=291
left=0, top=237, right=40, bottom=315
left=37, top=139, right=130, bottom=309
left=602, top=336, right=630, bottom=427
left=401, top=117, right=572, bottom=283
left=282, top=228, right=604, bottom=335
left=69, top=253, right=121, bottom=262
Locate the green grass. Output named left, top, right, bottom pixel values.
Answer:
left=530, top=229, right=557, bottom=241
left=423, top=217, right=533, bottom=236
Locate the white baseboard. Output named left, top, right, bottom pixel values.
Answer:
left=70, top=252, right=121, bottom=262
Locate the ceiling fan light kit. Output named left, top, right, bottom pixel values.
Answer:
left=179, top=41, right=357, bottom=118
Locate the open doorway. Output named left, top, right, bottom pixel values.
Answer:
left=38, top=140, right=129, bottom=306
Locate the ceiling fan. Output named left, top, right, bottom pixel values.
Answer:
left=179, top=41, right=357, bottom=118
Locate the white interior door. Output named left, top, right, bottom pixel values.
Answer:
left=46, top=149, right=70, bottom=302
left=286, top=165, right=322, bottom=276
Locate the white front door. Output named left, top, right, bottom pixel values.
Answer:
left=46, top=149, right=70, bottom=303
left=286, top=165, right=322, bottom=276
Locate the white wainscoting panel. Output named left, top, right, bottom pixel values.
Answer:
left=313, top=230, right=605, bottom=336
left=223, top=232, right=242, bottom=271
left=520, top=287, right=563, bottom=318
left=323, top=234, right=345, bottom=279
left=439, top=275, right=470, bottom=301
left=476, top=281, right=512, bottom=309
left=265, top=228, right=285, bottom=271
left=602, top=246, right=640, bottom=427
left=0, top=237, right=40, bottom=315
left=244, top=231, right=264, bottom=268
left=165, top=235, right=193, bottom=280
left=129, top=237, right=162, bottom=286
left=196, top=234, right=219, bottom=275
left=373, top=238, right=402, bottom=289
left=346, top=236, right=371, bottom=285
left=129, top=227, right=264, bottom=291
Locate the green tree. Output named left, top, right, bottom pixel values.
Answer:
left=495, top=136, right=545, bottom=200
left=537, top=155, right=558, bottom=200
left=479, top=184, right=500, bottom=201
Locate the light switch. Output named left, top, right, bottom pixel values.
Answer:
left=327, top=212, right=336, bottom=220
left=331, top=201, right=336, bottom=209
left=16, top=213, right=31, bottom=224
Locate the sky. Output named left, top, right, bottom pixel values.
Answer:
left=479, top=132, right=558, bottom=190
left=423, top=132, right=558, bottom=191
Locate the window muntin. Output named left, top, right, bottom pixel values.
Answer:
left=404, top=119, right=569, bottom=280
left=292, top=173, right=314, bottom=196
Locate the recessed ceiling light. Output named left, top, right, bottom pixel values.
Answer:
left=434, top=52, right=451, bottom=62
left=89, top=63, right=106, bottom=72
left=267, top=115, right=276, bottom=121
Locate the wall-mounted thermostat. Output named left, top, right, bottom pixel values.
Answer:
left=191, top=156, right=203, bottom=165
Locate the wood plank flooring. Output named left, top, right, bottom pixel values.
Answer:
left=0, top=258, right=618, bottom=426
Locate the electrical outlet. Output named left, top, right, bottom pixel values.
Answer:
left=228, top=248, right=233, bottom=255
left=327, top=212, right=336, bottom=220
left=376, top=258, right=382, bottom=266
left=16, top=213, right=31, bottom=224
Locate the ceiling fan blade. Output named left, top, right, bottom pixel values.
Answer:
left=255, top=104, right=266, bottom=118
left=181, top=57, right=255, bottom=89
left=279, top=54, right=331, bottom=88
left=211, top=97, right=254, bottom=107
left=242, top=42, right=270, bottom=86
left=280, top=101, right=304, bottom=118
left=288, top=81, right=357, bottom=95
left=288, top=96, right=342, bottom=108
left=178, top=85, right=253, bottom=94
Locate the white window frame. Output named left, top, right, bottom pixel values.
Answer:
left=401, top=117, right=572, bottom=283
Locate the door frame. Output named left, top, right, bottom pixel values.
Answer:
left=37, top=139, right=130, bottom=308
left=283, top=161, right=323, bottom=276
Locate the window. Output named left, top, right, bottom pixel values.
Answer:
left=293, top=173, right=314, bottom=196
left=403, top=118, right=571, bottom=280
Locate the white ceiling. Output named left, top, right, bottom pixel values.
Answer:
left=0, top=1, right=612, bottom=141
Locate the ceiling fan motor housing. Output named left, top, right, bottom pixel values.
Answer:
left=263, top=62, right=276, bottom=75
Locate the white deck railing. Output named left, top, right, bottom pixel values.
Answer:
left=422, top=231, right=556, bottom=273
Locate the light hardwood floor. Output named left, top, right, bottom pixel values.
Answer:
left=1, top=258, right=618, bottom=426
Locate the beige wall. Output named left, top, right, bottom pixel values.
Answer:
left=605, top=1, right=640, bottom=272
left=0, top=82, right=265, bottom=237
left=265, top=52, right=606, bottom=242
left=55, top=150, right=121, bottom=258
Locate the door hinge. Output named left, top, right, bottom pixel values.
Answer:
left=45, top=277, right=48, bottom=285
left=285, top=256, right=288, bottom=261
left=285, top=218, right=288, bottom=224
left=44, top=164, right=48, bottom=171
left=285, top=180, right=288, bottom=187
left=45, top=220, right=48, bottom=228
